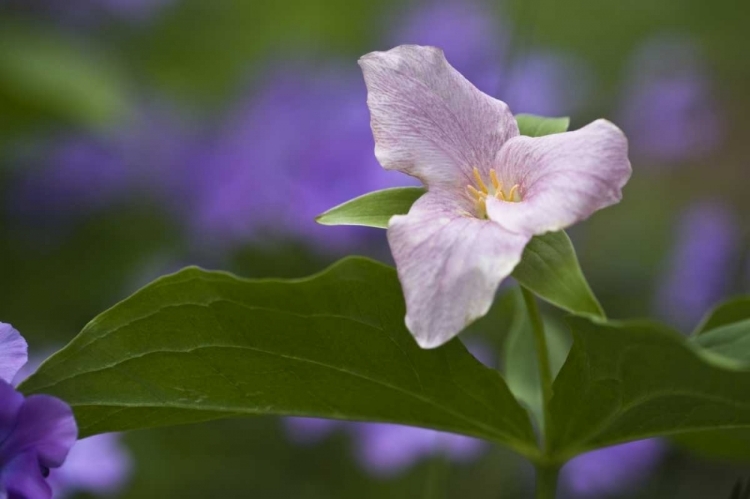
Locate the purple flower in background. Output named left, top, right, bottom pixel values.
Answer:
left=656, top=202, right=740, bottom=330
left=177, top=65, right=411, bottom=252
left=389, top=0, right=594, bottom=117
left=359, top=45, right=630, bottom=347
left=560, top=439, right=666, bottom=498
left=0, top=323, right=27, bottom=384
left=11, top=102, right=195, bottom=226
left=48, top=433, right=132, bottom=498
left=618, top=35, right=723, bottom=164
left=0, top=325, right=78, bottom=499
left=352, top=423, right=487, bottom=477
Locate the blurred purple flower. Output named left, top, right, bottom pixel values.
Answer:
left=618, top=35, right=723, bottom=164
left=656, top=202, right=740, bottom=330
left=48, top=433, right=132, bottom=498
left=560, top=439, right=665, bottom=498
left=352, top=423, right=487, bottom=477
left=388, top=0, right=593, bottom=117
left=10, top=102, right=195, bottom=226
left=176, top=65, right=412, bottom=252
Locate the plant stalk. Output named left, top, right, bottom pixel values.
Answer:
left=535, top=465, right=560, bottom=499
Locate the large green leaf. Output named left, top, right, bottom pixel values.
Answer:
left=514, top=114, right=570, bottom=137
left=20, top=258, right=537, bottom=457
left=513, top=232, right=605, bottom=319
left=549, top=317, right=750, bottom=460
left=316, top=187, right=425, bottom=228
left=692, top=319, right=750, bottom=367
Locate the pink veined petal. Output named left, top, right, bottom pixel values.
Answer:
left=359, top=45, right=518, bottom=190
left=0, top=322, right=28, bottom=384
left=487, top=119, right=631, bottom=235
left=388, top=193, right=530, bottom=348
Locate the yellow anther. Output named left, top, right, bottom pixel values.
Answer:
left=472, top=167, right=488, bottom=194
left=507, top=184, right=520, bottom=202
left=489, top=169, right=501, bottom=191
left=466, top=185, right=483, bottom=200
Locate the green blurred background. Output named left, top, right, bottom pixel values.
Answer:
left=1, top=0, right=749, bottom=497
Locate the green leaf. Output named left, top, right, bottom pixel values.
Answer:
left=316, top=187, right=425, bottom=228
left=694, top=296, right=750, bottom=335
left=673, top=428, right=750, bottom=463
left=550, top=317, right=750, bottom=459
left=503, top=291, right=572, bottom=429
left=515, top=114, right=570, bottom=137
left=20, top=258, right=537, bottom=457
left=512, top=231, right=605, bottom=319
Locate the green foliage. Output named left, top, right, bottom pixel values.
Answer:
left=513, top=232, right=605, bottom=319
left=694, top=297, right=750, bottom=335
left=514, top=114, right=570, bottom=137
left=550, top=317, right=750, bottom=460
left=316, top=187, right=425, bottom=228
left=0, top=21, right=130, bottom=134
left=20, top=258, right=537, bottom=457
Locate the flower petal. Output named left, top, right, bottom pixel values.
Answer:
left=359, top=45, right=518, bottom=190
left=2, top=394, right=77, bottom=469
left=1, top=450, right=53, bottom=499
left=388, top=193, right=530, bottom=348
left=487, top=119, right=631, bottom=235
left=0, top=380, right=25, bottom=444
left=0, top=322, right=27, bottom=384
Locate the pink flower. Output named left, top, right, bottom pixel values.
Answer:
left=359, top=45, right=631, bottom=347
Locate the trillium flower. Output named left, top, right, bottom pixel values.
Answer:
left=359, top=45, right=631, bottom=348
left=0, top=323, right=78, bottom=499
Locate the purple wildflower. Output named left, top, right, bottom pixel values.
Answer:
left=12, top=352, right=133, bottom=499
left=560, top=439, right=666, bottom=497
left=618, top=35, right=723, bottom=164
left=0, top=325, right=77, bottom=499
left=656, top=202, right=740, bottom=330
left=359, top=45, right=631, bottom=347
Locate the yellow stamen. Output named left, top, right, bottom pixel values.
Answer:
left=472, top=167, right=488, bottom=194
left=466, top=185, right=483, bottom=200
left=489, top=169, right=501, bottom=191
left=507, top=184, right=519, bottom=202
left=497, top=190, right=506, bottom=201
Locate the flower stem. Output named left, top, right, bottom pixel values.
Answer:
left=535, top=465, right=560, bottom=499
left=520, top=286, right=558, bottom=498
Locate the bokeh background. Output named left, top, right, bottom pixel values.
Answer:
left=1, top=0, right=749, bottom=497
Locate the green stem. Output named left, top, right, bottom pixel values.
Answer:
left=520, top=286, right=558, bottom=498
left=535, top=465, right=560, bottom=499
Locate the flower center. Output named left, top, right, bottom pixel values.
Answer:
left=466, top=167, right=521, bottom=218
